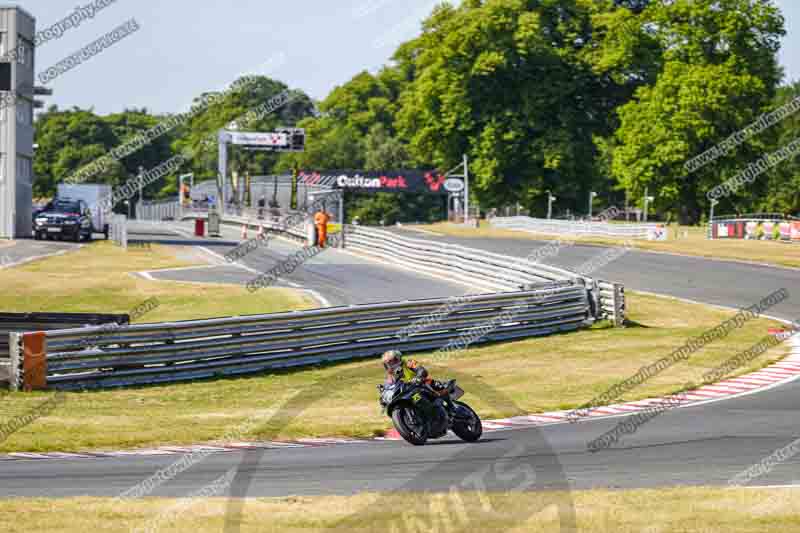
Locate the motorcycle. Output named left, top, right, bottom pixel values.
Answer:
left=378, top=379, right=483, bottom=445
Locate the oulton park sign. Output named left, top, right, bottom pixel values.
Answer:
left=300, top=170, right=463, bottom=195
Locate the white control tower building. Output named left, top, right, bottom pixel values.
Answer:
left=0, top=6, right=35, bottom=239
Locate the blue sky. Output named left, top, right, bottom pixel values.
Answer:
left=21, top=0, right=800, bottom=115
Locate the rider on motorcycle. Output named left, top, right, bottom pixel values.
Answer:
left=382, top=350, right=447, bottom=392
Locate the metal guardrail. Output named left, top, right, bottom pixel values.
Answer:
left=344, top=226, right=624, bottom=325
left=3, top=214, right=627, bottom=391
left=174, top=214, right=624, bottom=325
left=9, top=288, right=591, bottom=390
left=490, top=216, right=660, bottom=240
left=345, top=226, right=576, bottom=293
left=1, top=313, right=128, bottom=390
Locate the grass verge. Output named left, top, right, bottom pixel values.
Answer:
left=416, top=222, right=800, bottom=269
left=0, top=240, right=315, bottom=322
left=0, top=292, right=788, bottom=453
left=0, top=487, right=798, bottom=532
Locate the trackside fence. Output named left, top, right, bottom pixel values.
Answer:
left=490, top=216, right=661, bottom=240
left=0, top=313, right=129, bottom=390
left=8, top=288, right=592, bottom=391
left=137, top=199, right=180, bottom=221
left=5, top=215, right=628, bottom=391
left=344, top=226, right=625, bottom=326
left=345, top=225, right=576, bottom=293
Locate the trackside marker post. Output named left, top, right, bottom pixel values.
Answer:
left=22, top=331, right=47, bottom=391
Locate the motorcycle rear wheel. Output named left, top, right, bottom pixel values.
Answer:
left=391, top=406, right=428, bottom=446
left=452, top=401, right=483, bottom=442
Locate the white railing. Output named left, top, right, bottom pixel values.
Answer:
left=136, top=199, right=181, bottom=221
left=490, top=216, right=662, bottom=240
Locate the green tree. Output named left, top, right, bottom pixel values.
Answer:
left=394, top=0, right=638, bottom=215
left=33, top=106, right=123, bottom=197
left=610, top=0, right=785, bottom=223
left=172, top=76, right=315, bottom=186
left=757, top=81, right=800, bottom=216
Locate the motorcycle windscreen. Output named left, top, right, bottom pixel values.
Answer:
left=382, top=386, right=396, bottom=405
left=450, top=385, right=464, bottom=401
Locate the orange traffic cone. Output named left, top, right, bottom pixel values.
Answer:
left=241, top=224, right=248, bottom=239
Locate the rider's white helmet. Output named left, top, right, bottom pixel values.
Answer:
left=382, top=350, right=403, bottom=373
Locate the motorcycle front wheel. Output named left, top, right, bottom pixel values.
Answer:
left=391, top=406, right=428, bottom=446
left=452, top=401, right=483, bottom=442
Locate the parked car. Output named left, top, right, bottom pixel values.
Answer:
left=33, top=198, right=93, bottom=242
left=57, top=184, right=111, bottom=239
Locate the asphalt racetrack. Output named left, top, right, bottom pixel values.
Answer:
left=130, top=221, right=470, bottom=306
left=2, top=224, right=800, bottom=499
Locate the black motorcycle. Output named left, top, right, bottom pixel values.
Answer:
left=378, top=379, right=483, bottom=445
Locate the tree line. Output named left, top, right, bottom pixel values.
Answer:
left=34, top=0, right=798, bottom=224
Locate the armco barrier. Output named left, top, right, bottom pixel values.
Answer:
left=345, top=225, right=577, bottom=293
left=344, top=226, right=624, bottom=325
left=8, top=288, right=591, bottom=390
left=177, top=216, right=625, bottom=325
left=9, top=216, right=625, bottom=391
left=0, top=313, right=129, bottom=390
left=490, top=216, right=660, bottom=240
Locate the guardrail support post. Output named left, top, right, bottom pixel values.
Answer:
left=587, top=279, right=600, bottom=322
left=8, top=332, right=21, bottom=392
left=612, top=283, right=626, bottom=328
left=21, top=331, right=48, bottom=391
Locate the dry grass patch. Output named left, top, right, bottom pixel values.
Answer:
left=0, top=240, right=315, bottom=322
left=1, top=487, right=799, bottom=532
left=419, top=222, right=800, bottom=268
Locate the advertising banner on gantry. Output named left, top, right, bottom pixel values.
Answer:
left=298, top=170, right=460, bottom=195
